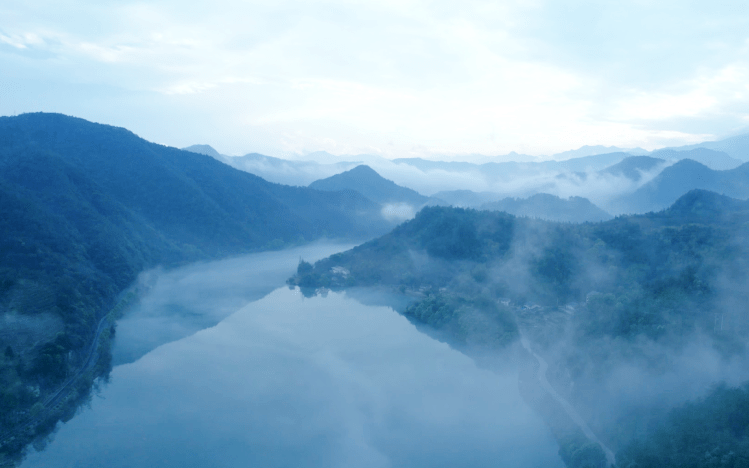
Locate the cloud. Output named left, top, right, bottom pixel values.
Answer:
left=1, top=0, right=748, bottom=157
left=381, top=203, right=416, bottom=222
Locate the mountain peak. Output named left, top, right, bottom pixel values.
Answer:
left=668, top=189, right=749, bottom=217
left=309, top=165, right=429, bottom=206
left=183, top=144, right=222, bottom=159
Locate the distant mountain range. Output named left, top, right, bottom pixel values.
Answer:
left=650, top=148, right=742, bottom=170
left=550, top=145, right=650, bottom=160
left=480, top=194, right=612, bottom=223
left=0, top=113, right=401, bottom=456
left=608, top=159, right=749, bottom=214
left=183, top=145, right=361, bottom=187
left=664, top=132, right=749, bottom=161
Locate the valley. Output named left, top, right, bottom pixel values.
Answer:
left=2, top=113, right=749, bottom=467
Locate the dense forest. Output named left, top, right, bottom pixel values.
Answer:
left=290, top=189, right=749, bottom=467
left=0, top=113, right=394, bottom=463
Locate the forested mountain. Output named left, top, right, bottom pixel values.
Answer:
left=609, top=158, right=749, bottom=214
left=480, top=193, right=612, bottom=223
left=309, top=165, right=435, bottom=206
left=290, top=189, right=749, bottom=468
left=0, top=113, right=392, bottom=461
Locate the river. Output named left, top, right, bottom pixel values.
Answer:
left=20, top=243, right=563, bottom=468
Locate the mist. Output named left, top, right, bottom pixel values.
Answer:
left=218, top=150, right=672, bottom=214
left=112, top=242, right=357, bottom=365
left=21, top=254, right=564, bottom=468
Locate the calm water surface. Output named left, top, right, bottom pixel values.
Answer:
left=22, top=244, right=562, bottom=468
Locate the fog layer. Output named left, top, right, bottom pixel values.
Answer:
left=22, top=249, right=562, bottom=468
left=113, top=242, right=356, bottom=365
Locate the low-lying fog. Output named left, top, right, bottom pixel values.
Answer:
left=112, top=242, right=357, bottom=365
left=22, top=245, right=562, bottom=468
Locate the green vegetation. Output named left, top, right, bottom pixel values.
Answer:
left=293, top=190, right=749, bottom=342
left=0, top=112, right=393, bottom=462
left=290, top=189, right=749, bottom=466
left=403, top=293, right=518, bottom=350
left=617, top=383, right=749, bottom=468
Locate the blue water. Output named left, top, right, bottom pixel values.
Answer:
left=22, top=245, right=562, bottom=468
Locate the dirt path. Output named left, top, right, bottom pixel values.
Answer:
left=519, top=335, right=616, bottom=467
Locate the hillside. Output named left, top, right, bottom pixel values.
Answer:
left=609, top=158, right=749, bottom=214
left=480, top=193, right=612, bottom=223
left=0, top=113, right=392, bottom=460
left=309, top=164, right=433, bottom=206
left=289, top=190, right=749, bottom=467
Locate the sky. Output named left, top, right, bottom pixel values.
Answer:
left=1, top=0, right=748, bottom=160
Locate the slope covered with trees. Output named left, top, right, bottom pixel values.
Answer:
left=290, top=189, right=749, bottom=467
left=0, top=113, right=392, bottom=463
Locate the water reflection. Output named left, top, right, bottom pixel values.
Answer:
left=22, top=250, right=562, bottom=468
left=112, top=242, right=355, bottom=365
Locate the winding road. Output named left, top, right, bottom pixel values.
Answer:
left=0, top=309, right=113, bottom=446
left=519, top=335, right=616, bottom=467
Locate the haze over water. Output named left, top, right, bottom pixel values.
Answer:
left=21, top=245, right=562, bottom=468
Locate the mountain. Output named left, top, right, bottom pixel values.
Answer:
left=651, top=148, right=742, bottom=170
left=431, top=190, right=503, bottom=208
left=182, top=148, right=362, bottom=187
left=394, top=152, right=631, bottom=177
left=600, top=156, right=666, bottom=181
left=480, top=193, right=612, bottom=223
left=182, top=144, right=225, bottom=161
left=289, top=190, right=749, bottom=467
left=551, top=145, right=650, bottom=160
left=0, top=113, right=393, bottom=458
left=663, top=132, right=749, bottom=161
left=609, top=159, right=749, bottom=214
left=309, top=165, right=434, bottom=206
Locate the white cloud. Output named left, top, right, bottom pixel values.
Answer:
left=1, top=0, right=748, bottom=158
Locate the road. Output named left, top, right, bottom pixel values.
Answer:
left=519, top=335, right=616, bottom=467
left=0, top=309, right=113, bottom=446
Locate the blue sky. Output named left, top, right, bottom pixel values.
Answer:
left=1, top=0, right=748, bottom=159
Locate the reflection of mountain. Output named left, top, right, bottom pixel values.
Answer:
left=292, top=188, right=749, bottom=468
left=480, top=193, right=612, bottom=223
left=608, top=159, right=749, bottom=214
left=309, top=165, right=434, bottom=206
left=0, top=113, right=393, bottom=459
